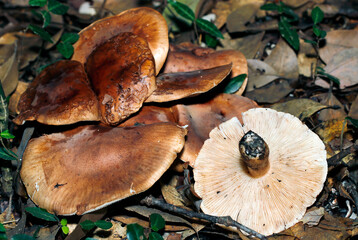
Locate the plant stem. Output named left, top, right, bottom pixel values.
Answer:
left=141, top=196, right=267, bottom=240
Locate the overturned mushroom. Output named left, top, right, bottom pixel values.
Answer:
left=194, top=108, right=327, bottom=236
left=72, top=7, right=168, bottom=75
left=13, top=60, right=100, bottom=125
left=176, top=93, right=258, bottom=166
left=21, top=122, right=186, bottom=215
left=163, top=42, right=248, bottom=95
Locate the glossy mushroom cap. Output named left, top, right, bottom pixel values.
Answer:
left=72, top=7, right=169, bottom=75
left=86, top=32, right=156, bottom=125
left=163, top=43, right=248, bottom=95
left=176, top=93, right=258, bottom=166
left=194, top=108, right=327, bottom=236
left=146, top=64, right=232, bottom=103
left=21, top=122, right=187, bottom=215
left=13, top=60, right=100, bottom=125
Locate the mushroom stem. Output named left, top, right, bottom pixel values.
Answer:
left=239, top=130, right=270, bottom=178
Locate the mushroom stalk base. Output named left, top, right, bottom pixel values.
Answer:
left=239, top=130, right=270, bottom=178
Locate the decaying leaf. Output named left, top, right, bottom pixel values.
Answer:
left=298, top=39, right=317, bottom=77
left=320, top=29, right=358, bottom=63
left=247, top=59, right=279, bottom=91
left=313, top=92, right=346, bottom=121
left=316, top=48, right=358, bottom=89
left=8, top=81, right=29, bottom=115
left=218, top=32, right=264, bottom=59
left=271, top=98, right=329, bottom=120
left=316, top=119, right=347, bottom=144
left=348, top=95, right=358, bottom=119
left=264, top=38, right=299, bottom=80
left=300, top=207, right=325, bottom=226
left=245, top=79, right=293, bottom=103
left=226, top=4, right=260, bottom=33
left=0, top=38, right=19, bottom=96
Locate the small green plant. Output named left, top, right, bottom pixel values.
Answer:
left=0, top=223, right=7, bottom=240
left=60, top=218, right=69, bottom=235
left=80, top=219, right=113, bottom=231
left=126, top=213, right=165, bottom=240
left=28, top=0, right=79, bottom=58
left=260, top=1, right=300, bottom=51
left=223, top=74, right=247, bottom=94
left=166, top=0, right=223, bottom=48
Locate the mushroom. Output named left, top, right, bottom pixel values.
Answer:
left=20, top=122, right=187, bottom=215
left=72, top=7, right=169, bottom=75
left=193, top=108, right=327, bottom=236
left=162, top=42, right=248, bottom=95
left=13, top=60, right=100, bottom=125
left=85, top=32, right=156, bottom=125
left=176, top=93, right=258, bottom=166
left=146, top=63, right=232, bottom=103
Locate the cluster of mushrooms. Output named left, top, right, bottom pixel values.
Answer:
left=15, top=7, right=328, bottom=237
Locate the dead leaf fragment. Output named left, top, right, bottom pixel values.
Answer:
left=348, top=95, right=358, bottom=119
left=244, top=79, right=293, bottom=103
left=316, top=48, right=358, bottom=89
left=300, top=207, right=325, bottom=226
left=247, top=59, right=279, bottom=91
left=316, top=119, right=347, bottom=144
left=265, top=38, right=299, bottom=80
left=0, top=39, right=19, bottom=96
left=313, top=93, right=346, bottom=121
left=271, top=98, right=329, bottom=120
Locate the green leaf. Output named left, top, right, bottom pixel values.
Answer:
left=278, top=17, right=299, bottom=51
left=304, top=39, right=317, bottom=45
left=80, top=220, right=96, bottom=231
left=320, top=29, right=327, bottom=38
left=127, top=223, right=145, bottom=240
left=60, top=218, right=67, bottom=226
left=316, top=66, right=325, bottom=72
left=260, top=3, right=279, bottom=11
left=94, top=220, right=112, bottom=230
left=281, top=3, right=299, bottom=22
left=0, top=223, right=5, bottom=233
left=25, top=207, right=59, bottom=222
left=28, top=24, right=53, bottom=43
left=346, top=116, right=358, bottom=128
left=0, top=147, right=17, bottom=161
left=61, top=32, right=79, bottom=44
left=29, top=0, right=46, bottom=7
left=62, top=226, right=69, bottom=235
left=195, top=18, right=223, bottom=39
left=0, top=233, right=6, bottom=240
left=317, top=71, right=340, bottom=85
left=149, top=232, right=163, bottom=240
left=48, top=0, right=69, bottom=15
left=313, top=25, right=322, bottom=38
left=204, top=34, right=218, bottom=48
left=56, top=42, right=74, bottom=59
left=11, top=234, right=36, bottom=240
left=1, top=130, right=14, bottom=139
left=40, top=10, right=51, bottom=28
left=312, top=6, right=324, bottom=24
left=223, top=74, right=247, bottom=94
left=168, top=0, right=195, bottom=22
left=150, top=213, right=165, bottom=232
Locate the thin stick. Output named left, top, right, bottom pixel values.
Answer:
left=141, top=196, right=267, bottom=240
left=327, top=143, right=358, bottom=167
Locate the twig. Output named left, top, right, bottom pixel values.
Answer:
left=327, top=143, right=358, bottom=167
left=141, top=196, right=267, bottom=240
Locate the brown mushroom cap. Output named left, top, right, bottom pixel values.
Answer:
left=21, top=122, right=187, bottom=215
left=146, top=63, right=232, bottom=103
left=86, top=32, right=156, bottom=125
left=13, top=60, right=100, bottom=125
left=72, top=7, right=169, bottom=75
left=176, top=93, right=258, bottom=166
left=119, top=105, right=178, bottom=127
left=193, top=108, right=327, bottom=236
left=163, top=43, right=248, bottom=95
